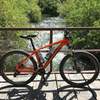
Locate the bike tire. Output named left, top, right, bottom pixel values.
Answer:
left=0, top=50, right=37, bottom=86
left=59, top=51, right=99, bottom=87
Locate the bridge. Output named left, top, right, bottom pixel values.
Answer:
left=0, top=72, right=100, bottom=99
left=0, top=27, right=100, bottom=100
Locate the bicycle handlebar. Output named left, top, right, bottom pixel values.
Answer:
left=64, top=29, right=72, bottom=39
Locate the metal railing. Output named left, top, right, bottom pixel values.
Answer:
left=0, top=27, right=100, bottom=67
left=0, top=27, right=100, bottom=31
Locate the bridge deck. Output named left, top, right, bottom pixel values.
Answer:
left=0, top=73, right=100, bottom=100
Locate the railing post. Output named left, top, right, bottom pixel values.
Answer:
left=50, top=29, right=53, bottom=72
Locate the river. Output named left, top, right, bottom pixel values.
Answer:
left=32, top=17, right=66, bottom=28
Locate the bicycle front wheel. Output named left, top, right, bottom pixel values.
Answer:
left=59, top=51, right=99, bottom=87
left=0, top=50, right=37, bottom=86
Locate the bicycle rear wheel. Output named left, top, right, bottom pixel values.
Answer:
left=0, top=50, right=37, bottom=86
left=59, top=51, right=99, bottom=87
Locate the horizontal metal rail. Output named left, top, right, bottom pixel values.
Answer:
left=0, top=27, right=100, bottom=31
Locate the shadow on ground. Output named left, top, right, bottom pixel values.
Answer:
left=0, top=83, right=97, bottom=100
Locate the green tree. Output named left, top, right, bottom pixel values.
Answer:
left=58, top=0, right=100, bottom=49
left=0, top=0, right=42, bottom=57
left=38, top=0, right=61, bottom=16
left=27, top=0, right=42, bottom=23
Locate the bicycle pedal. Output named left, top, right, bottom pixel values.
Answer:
left=43, top=81, right=48, bottom=86
left=13, top=71, right=20, bottom=77
left=38, top=69, right=45, bottom=75
left=77, top=68, right=81, bottom=73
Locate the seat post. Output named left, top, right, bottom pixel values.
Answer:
left=29, top=38, right=36, bottom=50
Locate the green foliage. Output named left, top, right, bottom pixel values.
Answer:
left=58, top=0, right=100, bottom=26
left=0, top=0, right=29, bottom=54
left=0, top=0, right=42, bottom=27
left=0, top=0, right=42, bottom=56
left=0, top=0, right=29, bottom=27
left=38, top=0, right=61, bottom=16
left=58, top=0, right=100, bottom=49
left=27, top=0, right=42, bottom=23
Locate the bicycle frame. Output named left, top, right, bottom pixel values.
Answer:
left=16, top=38, right=70, bottom=73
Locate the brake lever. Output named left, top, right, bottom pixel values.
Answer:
left=64, top=29, right=72, bottom=39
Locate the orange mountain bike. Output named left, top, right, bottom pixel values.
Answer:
left=0, top=29, right=99, bottom=87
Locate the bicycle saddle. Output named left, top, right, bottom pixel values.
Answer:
left=20, top=34, right=37, bottom=39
